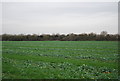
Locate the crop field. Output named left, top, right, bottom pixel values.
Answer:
left=2, top=41, right=118, bottom=79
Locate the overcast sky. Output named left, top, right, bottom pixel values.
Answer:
left=2, top=2, right=118, bottom=34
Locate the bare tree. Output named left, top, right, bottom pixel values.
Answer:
left=100, top=31, right=107, bottom=36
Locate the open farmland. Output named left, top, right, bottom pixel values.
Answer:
left=2, top=41, right=118, bottom=79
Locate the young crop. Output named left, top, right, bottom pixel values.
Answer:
left=2, top=41, right=119, bottom=79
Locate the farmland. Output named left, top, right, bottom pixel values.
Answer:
left=2, top=41, right=118, bottom=79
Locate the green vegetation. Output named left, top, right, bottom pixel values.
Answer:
left=2, top=41, right=118, bottom=79
left=0, top=41, right=2, bottom=80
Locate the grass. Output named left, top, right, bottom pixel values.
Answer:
left=2, top=41, right=119, bottom=79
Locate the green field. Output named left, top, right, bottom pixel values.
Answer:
left=2, top=41, right=118, bottom=79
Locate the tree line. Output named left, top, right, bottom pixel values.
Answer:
left=1, top=31, right=120, bottom=41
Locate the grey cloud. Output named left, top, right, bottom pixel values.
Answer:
left=2, top=2, right=118, bottom=34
